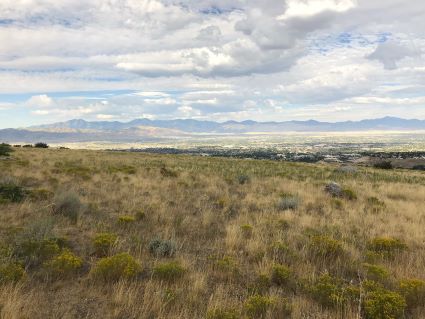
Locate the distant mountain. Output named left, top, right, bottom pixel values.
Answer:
left=1, top=117, right=424, bottom=143
left=29, top=117, right=425, bottom=133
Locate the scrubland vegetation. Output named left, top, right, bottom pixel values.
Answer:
left=0, top=147, right=424, bottom=318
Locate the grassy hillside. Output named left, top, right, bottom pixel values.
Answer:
left=0, top=148, right=424, bottom=319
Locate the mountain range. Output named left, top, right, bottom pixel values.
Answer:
left=1, top=117, right=424, bottom=143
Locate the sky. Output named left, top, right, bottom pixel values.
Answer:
left=0, top=0, right=424, bottom=128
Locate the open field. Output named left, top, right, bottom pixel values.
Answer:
left=1, top=148, right=425, bottom=319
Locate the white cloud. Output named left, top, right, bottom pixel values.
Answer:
left=0, top=0, right=425, bottom=125
left=25, top=95, right=55, bottom=108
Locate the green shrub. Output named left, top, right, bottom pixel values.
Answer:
left=364, top=289, right=406, bottom=319
left=0, top=143, right=13, bottom=156
left=271, top=264, right=292, bottom=286
left=362, top=263, right=390, bottom=282
left=91, top=253, right=141, bottom=281
left=309, top=274, right=347, bottom=307
left=14, top=238, right=60, bottom=267
left=277, top=194, right=299, bottom=210
left=342, top=188, right=357, bottom=200
left=0, top=177, right=25, bottom=203
left=45, top=249, right=83, bottom=277
left=244, top=295, right=274, bottom=319
left=250, top=273, right=272, bottom=294
left=53, top=190, right=84, bottom=222
left=237, top=174, right=250, bottom=185
left=214, top=256, right=239, bottom=274
left=398, top=278, right=425, bottom=309
left=207, top=308, right=240, bottom=319
left=153, top=261, right=185, bottom=281
left=34, top=142, right=49, bottom=148
left=93, top=233, right=117, bottom=256
left=367, top=237, right=407, bottom=258
left=0, top=262, right=25, bottom=283
left=148, top=238, right=176, bottom=258
left=309, top=235, right=344, bottom=259
left=117, top=215, right=136, bottom=224
left=374, top=161, right=393, bottom=170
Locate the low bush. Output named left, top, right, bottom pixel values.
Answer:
left=0, top=143, right=13, bottom=156
left=362, top=263, right=390, bottom=283
left=237, top=175, right=250, bottom=185
left=0, top=262, right=25, bottom=283
left=34, top=142, right=49, bottom=148
left=398, top=278, right=425, bottom=309
left=373, top=161, right=393, bottom=170
left=412, top=165, right=425, bottom=171
left=14, top=238, right=61, bottom=267
left=45, top=249, right=83, bottom=277
left=271, top=241, right=295, bottom=264
left=342, top=188, right=357, bottom=200
left=364, top=288, right=406, bottom=319
left=277, top=194, right=299, bottom=210
left=250, top=273, right=272, bottom=294
left=0, top=180, right=25, bottom=203
left=149, top=238, right=176, bottom=258
left=244, top=295, right=275, bottom=319
left=309, top=235, right=345, bottom=259
left=214, top=256, right=239, bottom=273
left=324, top=182, right=343, bottom=197
left=271, top=264, right=292, bottom=286
left=309, top=274, right=358, bottom=308
left=367, top=237, right=407, bottom=258
left=93, top=233, right=117, bottom=256
left=152, top=261, right=185, bottom=282
left=91, top=253, right=141, bottom=281
left=53, top=190, right=84, bottom=223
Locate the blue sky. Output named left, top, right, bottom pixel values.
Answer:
left=0, top=0, right=424, bottom=128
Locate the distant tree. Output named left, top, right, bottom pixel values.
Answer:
left=22, top=144, right=33, bottom=148
left=0, top=143, right=13, bottom=156
left=374, top=161, right=393, bottom=170
left=34, top=142, right=49, bottom=149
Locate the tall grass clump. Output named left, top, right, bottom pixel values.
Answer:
left=53, top=190, right=84, bottom=223
left=277, top=193, right=299, bottom=210
left=0, top=177, right=25, bottom=203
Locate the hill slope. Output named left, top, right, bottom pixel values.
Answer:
left=0, top=148, right=424, bottom=318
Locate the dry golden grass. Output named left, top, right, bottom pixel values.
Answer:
left=0, top=148, right=424, bottom=318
